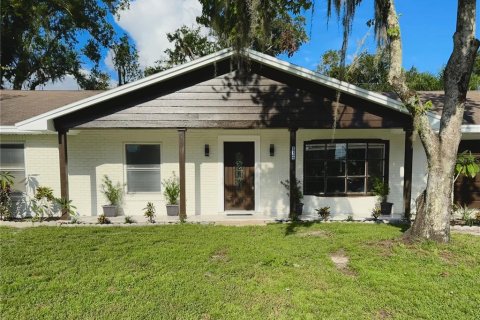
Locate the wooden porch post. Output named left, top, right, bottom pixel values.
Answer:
left=403, top=128, right=413, bottom=221
left=178, top=128, right=187, bottom=220
left=58, top=130, right=69, bottom=219
left=289, top=128, right=298, bottom=220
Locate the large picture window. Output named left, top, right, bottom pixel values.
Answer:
left=125, top=144, right=161, bottom=193
left=0, top=143, right=26, bottom=193
left=304, top=140, right=388, bottom=196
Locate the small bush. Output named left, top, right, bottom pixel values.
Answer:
left=124, top=216, right=136, bottom=224
left=346, top=215, right=354, bottom=222
left=31, top=185, right=56, bottom=221
left=0, top=171, right=14, bottom=220
left=372, top=206, right=382, bottom=221
left=454, top=205, right=479, bottom=226
left=97, top=214, right=111, bottom=224
left=316, top=206, right=331, bottom=221
left=55, top=198, right=77, bottom=217
left=143, top=202, right=156, bottom=223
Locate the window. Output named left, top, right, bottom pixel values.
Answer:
left=125, top=144, right=161, bottom=193
left=304, top=140, right=388, bottom=196
left=0, top=143, right=26, bottom=193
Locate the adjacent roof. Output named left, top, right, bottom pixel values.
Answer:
left=417, top=91, right=480, bottom=125
left=0, top=90, right=101, bottom=126
left=0, top=48, right=478, bottom=132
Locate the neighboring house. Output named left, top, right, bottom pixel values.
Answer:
left=0, top=49, right=479, bottom=219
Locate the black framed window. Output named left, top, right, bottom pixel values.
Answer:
left=304, top=140, right=388, bottom=196
left=125, top=144, right=161, bottom=193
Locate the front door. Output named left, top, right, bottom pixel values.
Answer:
left=224, top=142, right=255, bottom=210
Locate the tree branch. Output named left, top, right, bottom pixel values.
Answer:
left=385, top=0, right=439, bottom=157
left=440, top=0, right=479, bottom=142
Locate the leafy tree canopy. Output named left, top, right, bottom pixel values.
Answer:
left=316, top=50, right=480, bottom=92
left=76, top=67, right=111, bottom=90
left=1, top=0, right=129, bottom=90
left=112, top=34, right=142, bottom=86
left=145, top=26, right=221, bottom=76
left=196, top=0, right=312, bottom=57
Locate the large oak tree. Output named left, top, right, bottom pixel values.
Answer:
left=198, top=0, right=479, bottom=242
left=328, top=0, right=478, bottom=242
left=1, top=0, right=129, bottom=90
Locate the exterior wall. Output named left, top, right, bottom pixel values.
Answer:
left=66, top=129, right=290, bottom=217
left=1, top=128, right=410, bottom=219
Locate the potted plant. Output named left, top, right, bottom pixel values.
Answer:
left=281, top=178, right=304, bottom=218
left=162, top=172, right=180, bottom=216
left=371, top=177, right=393, bottom=215
left=100, top=175, right=123, bottom=217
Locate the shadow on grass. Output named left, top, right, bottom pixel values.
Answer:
left=284, top=221, right=316, bottom=236
left=283, top=220, right=411, bottom=237
left=387, top=221, right=411, bottom=233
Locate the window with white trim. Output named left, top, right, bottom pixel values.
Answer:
left=303, top=140, right=388, bottom=196
left=0, top=143, right=26, bottom=193
left=125, top=144, right=161, bottom=193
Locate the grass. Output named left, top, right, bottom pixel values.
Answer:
left=1, top=223, right=479, bottom=319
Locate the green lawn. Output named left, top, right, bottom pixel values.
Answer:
left=1, top=223, right=479, bottom=320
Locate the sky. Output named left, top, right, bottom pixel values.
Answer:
left=40, top=0, right=479, bottom=90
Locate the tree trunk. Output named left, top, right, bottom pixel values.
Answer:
left=408, top=154, right=456, bottom=242
left=385, top=0, right=479, bottom=242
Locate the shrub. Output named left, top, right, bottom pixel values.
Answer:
left=55, top=198, right=77, bottom=219
left=143, top=202, right=156, bottom=223
left=31, top=185, right=56, bottom=221
left=162, top=173, right=180, bottom=205
left=101, top=175, right=123, bottom=206
left=372, top=206, right=382, bottom=221
left=35, top=186, right=54, bottom=202
left=124, top=216, right=136, bottom=224
left=454, top=205, right=479, bottom=226
left=346, top=215, right=354, bottom=222
left=97, top=214, right=111, bottom=224
left=316, top=206, right=331, bottom=221
left=0, top=172, right=14, bottom=220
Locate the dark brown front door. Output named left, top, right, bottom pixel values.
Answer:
left=454, top=140, right=480, bottom=208
left=224, top=142, right=255, bottom=210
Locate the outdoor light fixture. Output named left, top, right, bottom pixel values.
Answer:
left=269, top=144, right=275, bottom=157
left=204, top=144, right=210, bottom=157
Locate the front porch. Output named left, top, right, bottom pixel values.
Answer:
left=15, top=49, right=416, bottom=220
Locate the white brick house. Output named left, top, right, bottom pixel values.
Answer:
left=1, top=49, right=479, bottom=219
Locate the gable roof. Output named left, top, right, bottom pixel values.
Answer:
left=9, top=48, right=409, bottom=132
left=0, top=48, right=478, bottom=133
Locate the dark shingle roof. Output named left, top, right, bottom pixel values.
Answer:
left=383, top=91, right=480, bottom=125
left=417, top=91, right=480, bottom=125
left=0, top=90, right=102, bottom=126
